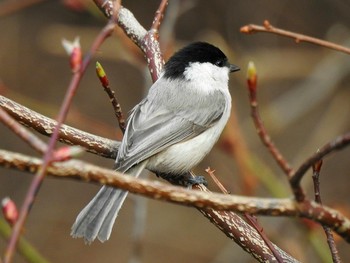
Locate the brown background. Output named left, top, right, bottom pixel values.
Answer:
left=1, top=0, right=350, bottom=262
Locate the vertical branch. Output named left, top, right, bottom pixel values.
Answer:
left=246, top=62, right=294, bottom=177
left=142, top=0, right=168, bottom=81
left=151, top=0, right=168, bottom=32
left=95, top=62, right=126, bottom=134
left=3, top=22, right=116, bottom=263
left=312, top=160, right=342, bottom=263
left=245, top=62, right=308, bottom=202
left=94, top=0, right=167, bottom=81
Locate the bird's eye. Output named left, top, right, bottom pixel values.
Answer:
left=215, top=60, right=225, bottom=67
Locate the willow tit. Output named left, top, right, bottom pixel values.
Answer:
left=71, top=42, right=240, bottom=243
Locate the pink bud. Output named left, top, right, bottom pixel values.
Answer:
left=62, top=37, right=82, bottom=72
left=2, top=197, right=18, bottom=226
left=53, top=146, right=84, bottom=162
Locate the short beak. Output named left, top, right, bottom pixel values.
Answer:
left=229, top=64, right=240, bottom=73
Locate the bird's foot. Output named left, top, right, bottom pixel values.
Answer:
left=156, top=171, right=208, bottom=188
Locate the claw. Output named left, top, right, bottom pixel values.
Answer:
left=185, top=175, right=208, bottom=188
left=156, top=172, right=208, bottom=187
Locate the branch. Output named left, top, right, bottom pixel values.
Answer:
left=240, top=20, right=350, bottom=55
left=95, top=61, right=126, bottom=134
left=0, top=107, right=47, bottom=154
left=290, top=133, right=350, bottom=199
left=246, top=62, right=294, bottom=177
left=95, top=3, right=165, bottom=80
left=1, top=150, right=350, bottom=246
left=0, top=95, right=298, bottom=261
left=0, top=95, right=120, bottom=159
left=3, top=20, right=116, bottom=263
left=312, top=161, right=341, bottom=263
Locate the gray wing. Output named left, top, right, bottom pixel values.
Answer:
left=115, top=83, right=227, bottom=172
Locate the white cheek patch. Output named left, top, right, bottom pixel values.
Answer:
left=183, top=62, right=229, bottom=94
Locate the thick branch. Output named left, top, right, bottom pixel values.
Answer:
left=0, top=95, right=120, bottom=159
left=1, top=149, right=350, bottom=245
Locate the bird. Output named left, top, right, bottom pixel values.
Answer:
left=71, top=41, right=240, bottom=243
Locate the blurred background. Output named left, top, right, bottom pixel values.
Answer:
left=1, top=0, right=350, bottom=262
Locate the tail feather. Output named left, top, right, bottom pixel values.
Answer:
left=71, top=161, right=147, bottom=243
left=97, top=191, right=128, bottom=242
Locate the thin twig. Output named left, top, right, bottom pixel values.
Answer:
left=3, top=21, right=116, bottom=263
left=142, top=0, right=168, bottom=82
left=245, top=62, right=307, bottom=202
left=312, top=160, right=342, bottom=263
left=205, top=167, right=229, bottom=194
left=290, top=133, right=350, bottom=201
left=240, top=20, right=350, bottom=55
left=244, top=214, right=284, bottom=263
left=105, top=89, right=126, bottom=134
left=0, top=107, right=47, bottom=154
left=246, top=62, right=294, bottom=177
left=95, top=62, right=126, bottom=134
left=151, top=0, right=168, bottom=32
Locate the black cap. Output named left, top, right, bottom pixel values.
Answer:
left=164, top=42, right=238, bottom=79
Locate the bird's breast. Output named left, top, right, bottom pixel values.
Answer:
left=146, top=98, right=231, bottom=174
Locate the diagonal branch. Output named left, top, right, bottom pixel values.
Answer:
left=0, top=107, right=47, bottom=154
left=290, top=133, right=350, bottom=200
left=3, top=19, right=116, bottom=263
left=0, top=95, right=120, bottom=159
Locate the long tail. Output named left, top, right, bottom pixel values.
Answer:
left=71, top=162, right=147, bottom=243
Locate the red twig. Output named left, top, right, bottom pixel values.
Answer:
left=95, top=62, right=126, bottom=134
left=246, top=62, right=294, bottom=177
left=151, top=0, right=168, bottom=32
left=142, top=0, right=168, bottom=82
left=95, top=1, right=167, bottom=81
left=240, top=20, right=350, bottom=55
left=3, top=21, right=116, bottom=263
left=312, top=160, right=341, bottom=263
left=92, top=0, right=114, bottom=17
left=245, top=63, right=305, bottom=198
left=244, top=213, right=284, bottom=263
left=205, top=167, right=229, bottom=194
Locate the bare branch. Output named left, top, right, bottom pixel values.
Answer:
left=240, top=20, right=350, bottom=55
left=290, top=133, right=350, bottom=198
left=0, top=95, right=120, bottom=159
left=151, top=0, right=168, bottom=32
left=3, top=21, right=116, bottom=263
left=95, top=62, right=126, bottom=134
left=1, top=149, right=350, bottom=246
left=246, top=62, right=294, bottom=178
left=0, top=107, right=47, bottom=154
left=312, top=161, right=342, bottom=263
